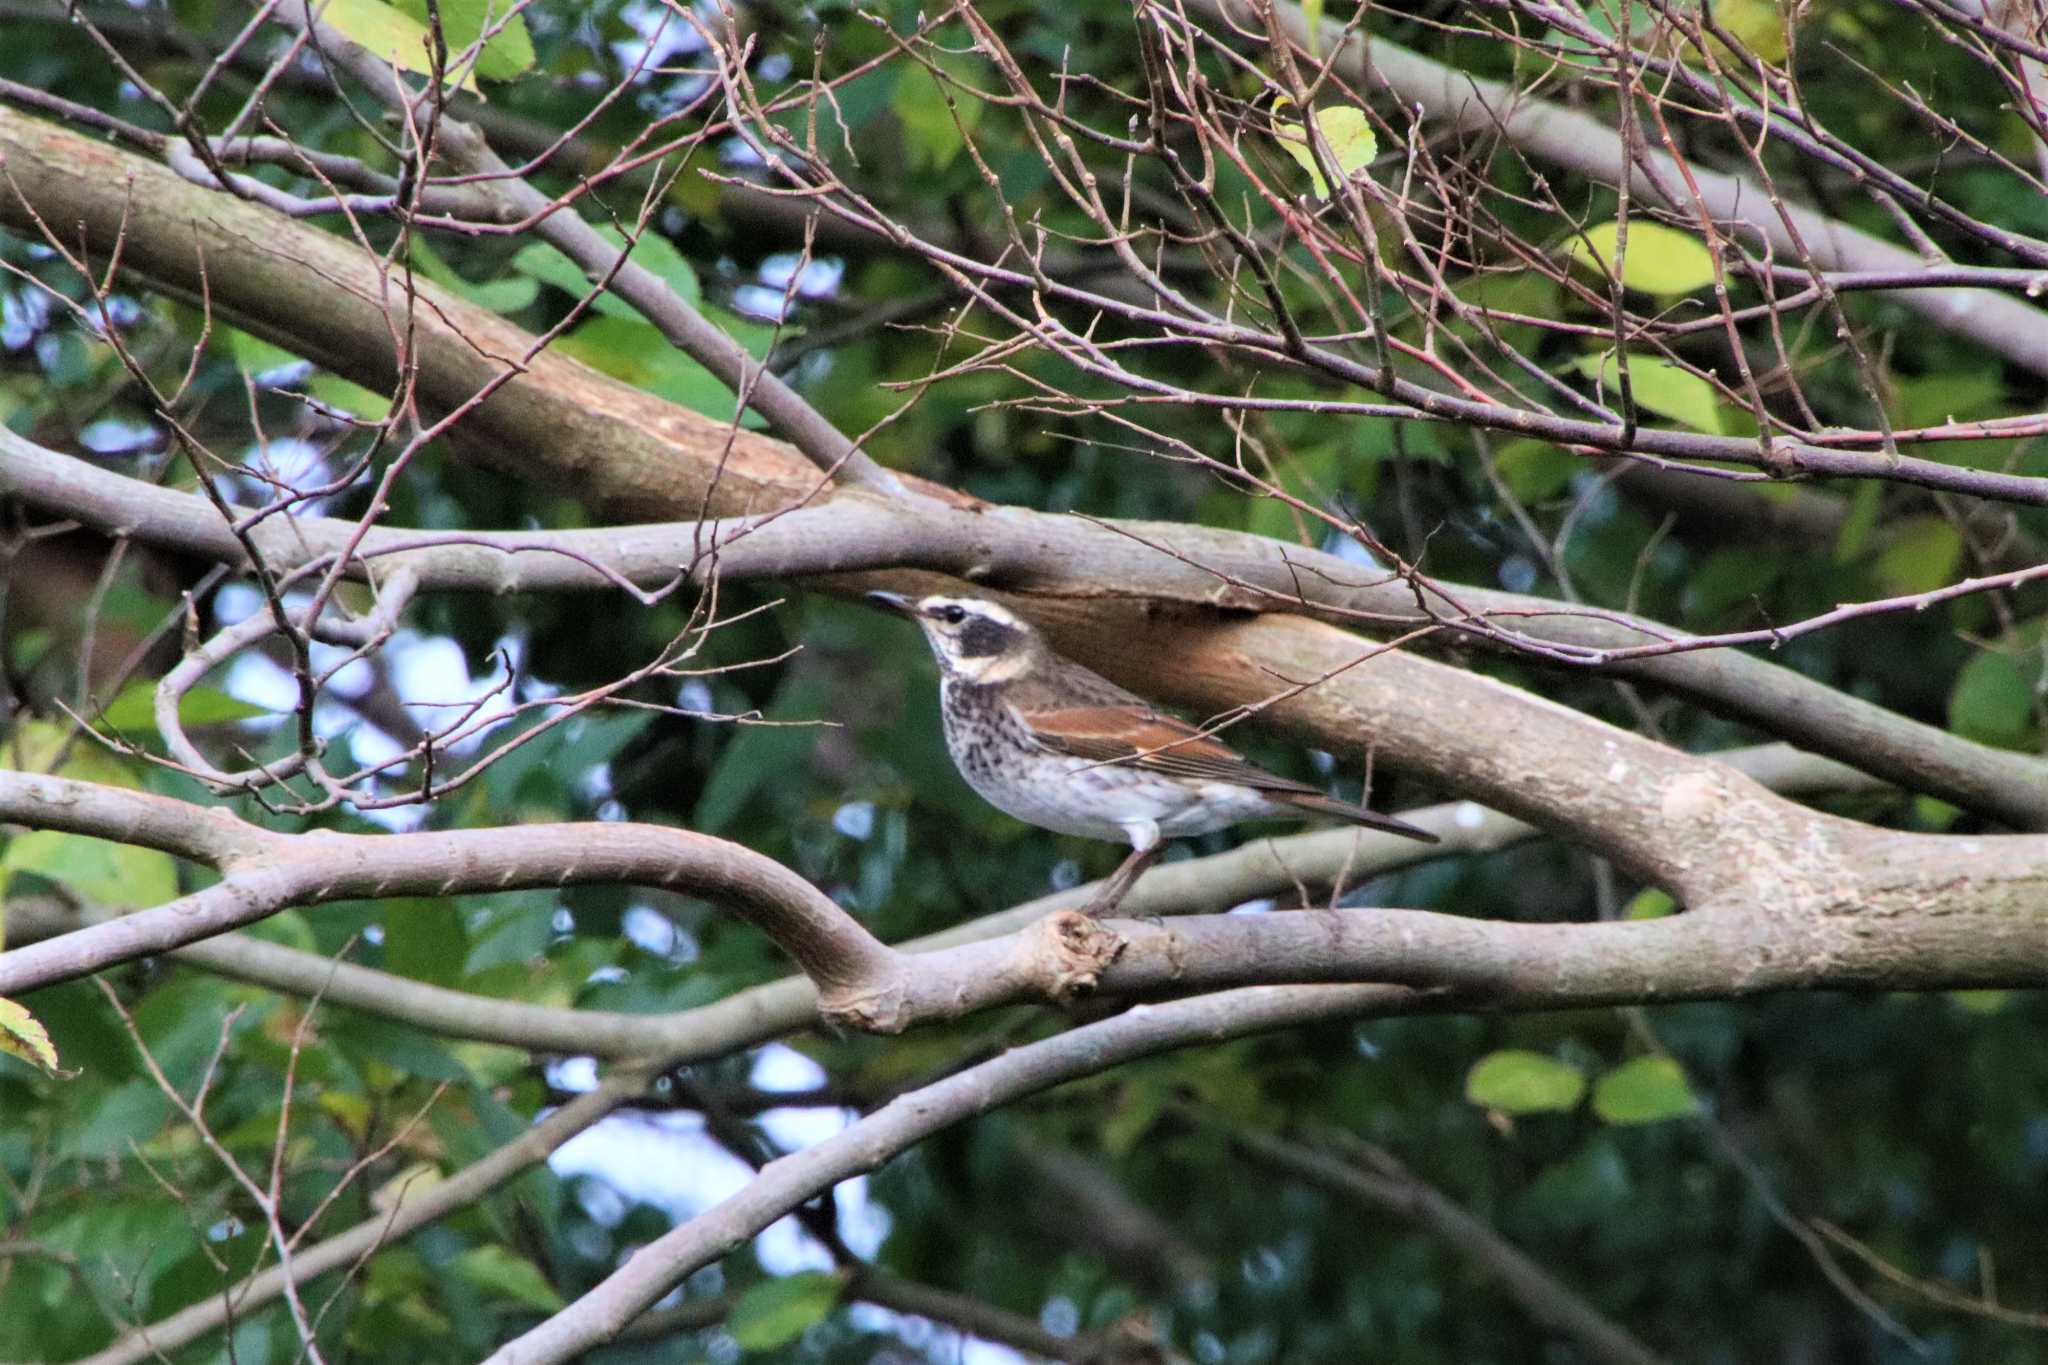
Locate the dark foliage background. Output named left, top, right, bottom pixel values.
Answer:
left=3, top=1, right=2046, bottom=1362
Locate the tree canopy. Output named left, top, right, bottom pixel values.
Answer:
left=3, top=1, right=2048, bottom=1362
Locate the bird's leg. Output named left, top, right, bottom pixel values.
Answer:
left=1079, top=823, right=1164, bottom=919
left=1079, top=844, right=1162, bottom=919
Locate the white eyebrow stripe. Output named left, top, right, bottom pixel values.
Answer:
left=919, top=596, right=1022, bottom=630
left=971, top=602, right=1021, bottom=628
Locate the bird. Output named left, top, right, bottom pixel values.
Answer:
left=868, top=591, right=1438, bottom=916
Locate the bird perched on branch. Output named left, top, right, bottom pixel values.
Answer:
left=869, top=592, right=1438, bottom=916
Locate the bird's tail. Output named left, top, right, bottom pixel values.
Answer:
left=1275, top=791, right=1441, bottom=843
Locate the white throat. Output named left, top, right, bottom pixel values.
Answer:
left=946, top=649, right=1034, bottom=684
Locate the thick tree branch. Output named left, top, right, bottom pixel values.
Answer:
left=0, top=767, right=273, bottom=865
left=8, top=421, right=2043, bottom=848
left=0, top=772, right=897, bottom=1004
left=0, top=104, right=825, bottom=520
left=2, top=11, right=2041, bottom=1365
left=7, top=761, right=2042, bottom=1068
left=499, top=871, right=2048, bottom=1365
left=0, top=741, right=1886, bottom=1058
left=267, top=0, right=907, bottom=500
left=3, top=116, right=2043, bottom=838
left=477, top=983, right=1419, bottom=1365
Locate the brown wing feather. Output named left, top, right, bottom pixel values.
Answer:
left=1013, top=701, right=1325, bottom=795
left=1006, top=656, right=1440, bottom=843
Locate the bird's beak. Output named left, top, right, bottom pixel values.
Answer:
left=866, top=590, right=917, bottom=617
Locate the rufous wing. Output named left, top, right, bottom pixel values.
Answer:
left=1013, top=702, right=1304, bottom=788
left=1014, top=702, right=1439, bottom=843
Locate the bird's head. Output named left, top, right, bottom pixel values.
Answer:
left=866, top=592, right=1043, bottom=683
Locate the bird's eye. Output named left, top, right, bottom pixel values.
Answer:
left=937, top=605, right=967, bottom=625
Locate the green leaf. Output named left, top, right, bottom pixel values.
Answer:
left=1519, top=1138, right=1631, bottom=1230
left=246, top=909, right=320, bottom=954
left=15, top=980, right=131, bottom=1078
left=391, top=0, right=535, bottom=81
left=306, top=372, right=393, bottom=422
left=99, top=684, right=268, bottom=734
left=1913, top=795, right=1961, bottom=831
left=1569, top=353, right=1726, bottom=433
left=1567, top=220, right=1716, bottom=296
left=710, top=306, right=780, bottom=362
left=1832, top=480, right=1882, bottom=563
left=553, top=317, right=737, bottom=421
left=382, top=898, right=469, bottom=988
left=512, top=226, right=700, bottom=316
left=3, top=831, right=178, bottom=910
left=1464, top=1050, right=1585, bottom=1114
left=328, top=1015, right=473, bottom=1084
left=1682, top=548, right=1779, bottom=624
left=1948, top=649, right=2038, bottom=749
left=1274, top=105, right=1378, bottom=198
left=1302, top=0, right=1326, bottom=54
left=727, top=1272, right=842, bottom=1351
left=695, top=675, right=828, bottom=834
left=1873, top=516, right=1963, bottom=595
left=1889, top=369, right=2012, bottom=468
left=0, top=996, right=61, bottom=1075
left=1700, top=0, right=1789, bottom=62
left=452, top=273, right=539, bottom=315
left=1623, top=888, right=1676, bottom=920
left=75, top=1079, right=173, bottom=1157
left=8, top=627, right=52, bottom=676
left=451, top=1246, right=563, bottom=1312
left=1493, top=439, right=1578, bottom=502
left=315, top=0, right=479, bottom=92
left=1591, top=1055, right=1696, bottom=1124
left=224, top=327, right=301, bottom=376
left=1353, top=417, right=1446, bottom=464
left=893, top=54, right=983, bottom=173
left=409, top=240, right=540, bottom=315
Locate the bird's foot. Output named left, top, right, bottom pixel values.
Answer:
left=1078, top=845, right=1161, bottom=919
left=1074, top=892, right=1122, bottom=921
left=1076, top=875, right=1142, bottom=920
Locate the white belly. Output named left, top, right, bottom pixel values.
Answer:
left=963, top=751, right=1280, bottom=846
left=939, top=679, right=1284, bottom=848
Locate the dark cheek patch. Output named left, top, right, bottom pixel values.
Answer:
left=956, top=617, right=1016, bottom=658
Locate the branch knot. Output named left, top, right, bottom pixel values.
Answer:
left=1036, top=909, right=1126, bottom=1002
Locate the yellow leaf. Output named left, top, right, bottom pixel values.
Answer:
left=1591, top=1055, right=1696, bottom=1124
left=1690, top=0, right=1789, bottom=65
left=1274, top=104, right=1378, bottom=198
left=1624, top=888, right=1677, bottom=920
left=1569, top=353, right=1727, bottom=433
left=316, top=0, right=480, bottom=93
left=1465, top=1049, right=1586, bottom=1114
left=0, top=996, right=63, bottom=1075
left=1568, top=220, right=1716, bottom=296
